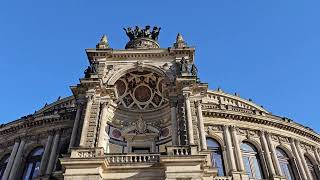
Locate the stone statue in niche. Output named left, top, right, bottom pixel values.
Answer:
left=180, top=57, right=189, bottom=73
left=135, top=115, right=147, bottom=134
left=84, top=63, right=97, bottom=78
left=191, top=64, right=198, bottom=76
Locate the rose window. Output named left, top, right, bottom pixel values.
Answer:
left=115, top=71, right=168, bottom=110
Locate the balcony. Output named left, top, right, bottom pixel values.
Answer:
left=214, top=177, right=232, bottom=180
left=105, top=153, right=160, bottom=164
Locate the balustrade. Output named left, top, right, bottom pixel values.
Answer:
left=105, top=153, right=160, bottom=164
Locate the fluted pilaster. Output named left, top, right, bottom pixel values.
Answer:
left=184, top=93, right=194, bottom=145
left=196, top=100, right=207, bottom=150
left=79, top=95, right=93, bottom=147
left=170, top=98, right=178, bottom=146
left=97, top=102, right=109, bottom=153
left=69, top=101, right=84, bottom=150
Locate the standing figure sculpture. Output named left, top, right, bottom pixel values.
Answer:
left=123, top=27, right=135, bottom=40
left=180, top=57, right=189, bottom=73
left=134, top=26, right=143, bottom=38
left=144, top=25, right=152, bottom=38
left=191, top=64, right=198, bottom=76
left=151, top=26, right=161, bottom=40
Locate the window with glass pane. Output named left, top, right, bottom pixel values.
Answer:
left=0, top=154, right=10, bottom=179
left=22, top=147, right=44, bottom=180
left=206, top=138, right=225, bottom=176
left=276, top=148, right=295, bottom=180
left=240, top=142, right=264, bottom=179
left=305, top=155, right=318, bottom=180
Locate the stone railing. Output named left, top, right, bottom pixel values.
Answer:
left=166, top=145, right=198, bottom=156
left=106, top=153, right=160, bottom=164
left=70, top=147, right=104, bottom=158
left=214, top=177, right=232, bottom=180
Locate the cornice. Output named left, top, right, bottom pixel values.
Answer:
left=202, top=107, right=320, bottom=143
left=205, top=90, right=268, bottom=113
left=0, top=107, right=76, bottom=136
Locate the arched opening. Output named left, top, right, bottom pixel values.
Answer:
left=276, top=147, right=295, bottom=180
left=22, top=147, right=44, bottom=180
left=206, top=138, right=225, bottom=176
left=0, top=154, right=10, bottom=178
left=241, top=142, right=264, bottom=179
left=305, top=155, right=318, bottom=180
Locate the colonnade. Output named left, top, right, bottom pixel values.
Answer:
left=2, top=130, right=62, bottom=180
left=168, top=94, right=320, bottom=179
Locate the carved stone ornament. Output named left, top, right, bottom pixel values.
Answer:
left=135, top=115, right=147, bottom=134
left=123, top=26, right=161, bottom=49
left=206, top=125, right=222, bottom=135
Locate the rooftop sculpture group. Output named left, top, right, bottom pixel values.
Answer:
left=123, top=26, right=161, bottom=41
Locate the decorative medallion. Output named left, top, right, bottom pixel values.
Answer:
left=115, top=70, right=168, bottom=110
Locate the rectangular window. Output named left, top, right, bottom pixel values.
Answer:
left=132, top=147, right=150, bottom=153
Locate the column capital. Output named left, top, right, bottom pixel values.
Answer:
left=230, top=125, right=237, bottom=131
left=195, top=100, right=202, bottom=107
left=47, top=130, right=55, bottom=136
left=100, top=101, right=108, bottom=108
left=223, top=124, right=230, bottom=129
left=259, top=130, right=266, bottom=136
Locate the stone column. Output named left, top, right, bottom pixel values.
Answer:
left=230, top=126, right=244, bottom=171
left=2, top=140, right=20, bottom=180
left=290, top=138, right=307, bottom=180
left=79, top=96, right=93, bottom=147
left=184, top=93, right=194, bottom=145
left=295, top=140, right=313, bottom=180
left=9, top=138, right=26, bottom=180
left=45, top=130, right=61, bottom=175
left=170, top=98, right=178, bottom=146
left=97, top=102, right=109, bottom=152
left=223, top=125, right=236, bottom=172
left=266, top=133, right=282, bottom=176
left=39, top=132, right=54, bottom=175
left=196, top=100, right=207, bottom=150
left=313, top=147, right=320, bottom=164
left=69, top=101, right=83, bottom=150
left=260, top=131, right=276, bottom=177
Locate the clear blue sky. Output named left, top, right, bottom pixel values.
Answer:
left=0, top=1, right=319, bottom=132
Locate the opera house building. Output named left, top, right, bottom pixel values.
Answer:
left=0, top=26, right=319, bottom=180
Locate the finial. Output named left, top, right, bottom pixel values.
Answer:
left=173, top=33, right=187, bottom=48
left=96, top=34, right=109, bottom=49
left=217, top=87, right=223, bottom=92
left=176, top=33, right=184, bottom=43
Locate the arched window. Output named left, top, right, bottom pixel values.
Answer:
left=241, top=142, right=264, bottom=179
left=305, top=155, right=318, bottom=180
left=22, top=147, right=44, bottom=180
left=276, top=148, right=295, bottom=180
left=0, top=154, right=10, bottom=178
left=207, top=138, right=225, bottom=176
